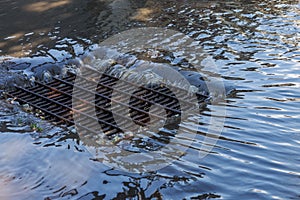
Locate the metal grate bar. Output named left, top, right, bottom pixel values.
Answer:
left=7, top=66, right=206, bottom=137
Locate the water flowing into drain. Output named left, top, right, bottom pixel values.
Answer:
left=6, top=66, right=207, bottom=151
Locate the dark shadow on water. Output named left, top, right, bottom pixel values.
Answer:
left=0, top=0, right=106, bottom=57
left=1, top=0, right=300, bottom=199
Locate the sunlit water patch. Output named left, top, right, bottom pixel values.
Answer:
left=0, top=0, right=300, bottom=199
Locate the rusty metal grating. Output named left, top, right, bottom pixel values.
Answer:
left=6, top=66, right=207, bottom=137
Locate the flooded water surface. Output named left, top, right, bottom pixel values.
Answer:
left=0, top=0, right=300, bottom=199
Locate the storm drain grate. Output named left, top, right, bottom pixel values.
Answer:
left=6, top=67, right=207, bottom=137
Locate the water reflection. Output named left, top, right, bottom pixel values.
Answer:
left=1, top=0, right=300, bottom=199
